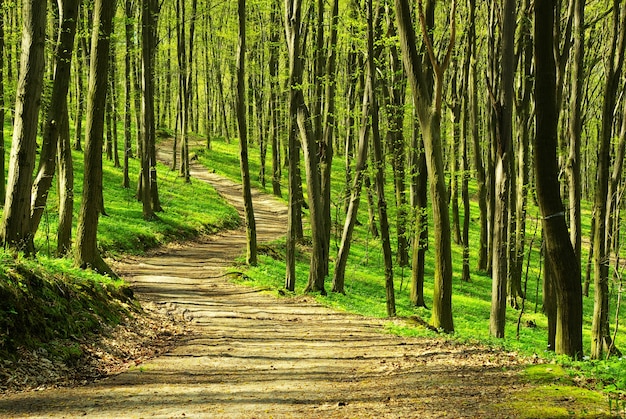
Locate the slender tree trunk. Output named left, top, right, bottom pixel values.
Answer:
left=284, top=0, right=303, bottom=293
left=237, top=0, right=257, bottom=266
left=0, top=0, right=6, bottom=205
left=385, top=11, right=409, bottom=268
left=73, top=3, right=87, bottom=152
left=332, top=78, right=371, bottom=294
left=74, top=0, right=117, bottom=275
left=410, top=117, right=428, bottom=306
left=566, top=0, right=584, bottom=278
left=139, top=0, right=159, bottom=219
left=269, top=2, right=281, bottom=197
left=511, top=0, right=533, bottom=307
left=122, top=0, right=133, bottom=189
left=0, top=0, right=46, bottom=255
left=591, top=0, right=626, bottom=360
left=285, top=0, right=327, bottom=294
left=0, top=0, right=5, bottom=206
left=489, top=0, right=516, bottom=339
left=57, top=99, right=73, bottom=256
left=320, top=0, right=339, bottom=277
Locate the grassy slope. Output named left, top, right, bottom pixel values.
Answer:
left=195, top=136, right=626, bottom=416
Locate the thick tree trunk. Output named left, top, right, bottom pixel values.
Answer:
left=74, top=0, right=117, bottom=276
left=0, top=0, right=46, bottom=255
left=30, top=0, right=80, bottom=237
left=534, top=0, right=584, bottom=358
left=395, top=0, right=455, bottom=332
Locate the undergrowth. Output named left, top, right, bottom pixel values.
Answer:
left=0, top=252, right=135, bottom=361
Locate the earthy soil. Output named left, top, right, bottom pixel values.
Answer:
left=0, top=146, right=607, bottom=418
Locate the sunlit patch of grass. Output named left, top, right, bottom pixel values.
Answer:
left=30, top=138, right=240, bottom=258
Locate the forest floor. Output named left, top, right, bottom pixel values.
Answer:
left=0, top=143, right=614, bottom=418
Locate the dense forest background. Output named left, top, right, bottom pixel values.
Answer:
left=1, top=0, right=626, bottom=371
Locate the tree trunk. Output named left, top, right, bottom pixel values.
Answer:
left=566, top=0, right=584, bottom=276
left=320, top=0, right=340, bottom=277
left=0, top=0, right=46, bottom=255
left=57, top=99, right=73, bottom=256
left=591, top=0, right=626, bottom=360
left=74, top=0, right=117, bottom=276
left=511, top=0, right=533, bottom=307
left=395, top=0, right=455, bottom=332
left=410, top=119, right=428, bottom=306
left=332, top=79, right=371, bottom=294
left=122, top=0, right=133, bottom=189
left=30, top=0, right=80, bottom=238
left=236, top=0, right=257, bottom=266
left=73, top=3, right=87, bottom=152
left=489, top=0, right=516, bottom=339
left=268, top=2, right=281, bottom=197
left=366, top=0, right=395, bottom=317
left=385, top=11, right=409, bottom=268
left=285, top=0, right=327, bottom=294
left=0, top=0, right=5, bottom=206
left=534, top=0, right=584, bottom=358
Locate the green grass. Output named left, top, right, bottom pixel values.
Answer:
left=198, top=135, right=625, bottom=404
left=32, top=138, right=240, bottom=258
left=0, top=250, right=135, bottom=360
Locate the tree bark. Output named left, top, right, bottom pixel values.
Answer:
left=285, top=0, right=327, bottom=294
left=57, top=99, right=73, bottom=256
left=122, top=0, right=133, bottom=189
left=237, top=0, right=257, bottom=266
left=366, top=0, right=395, bottom=317
left=410, top=119, right=428, bottom=306
left=395, top=0, right=455, bottom=332
left=0, top=0, right=46, bottom=255
left=489, top=0, right=516, bottom=339
left=268, top=2, right=281, bottom=197
left=534, top=0, right=584, bottom=358
left=591, top=1, right=626, bottom=360
left=0, top=0, right=5, bottom=206
left=74, top=0, right=117, bottom=276
left=30, top=0, right=80, bottom=237
left=566, top=0, right=584, bottom=276
left=332, top=69, right=371, bottom=294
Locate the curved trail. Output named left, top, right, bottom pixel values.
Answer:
left=0, top=153, right=524, bottom=418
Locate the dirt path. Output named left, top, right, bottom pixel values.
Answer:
left=0, top=154, right=531, bottom=418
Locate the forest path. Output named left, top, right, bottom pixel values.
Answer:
left=0, top=143, right=529, bottom=418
